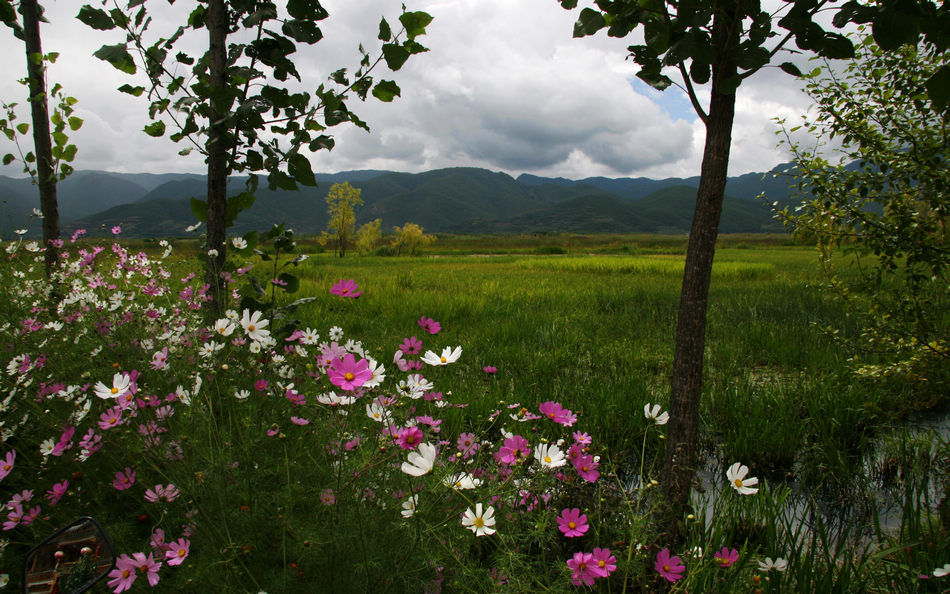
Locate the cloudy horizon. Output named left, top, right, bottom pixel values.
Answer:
left=0, top=0, right=827, bottom=182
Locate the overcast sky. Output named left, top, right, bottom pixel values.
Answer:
left=0, top=0, right=826, bottom=181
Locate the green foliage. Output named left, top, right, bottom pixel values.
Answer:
left=355, top=217, right=382, bottom=255
left=324, top=181, right=363, bottom=257
left=779, top=33, right=950, bottom=398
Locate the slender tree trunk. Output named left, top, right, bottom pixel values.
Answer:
left=21, top=0, right=59, bottom=276
left=660, top=0, right=739, bottom=541
left=205, top=0, right=228, bottom=316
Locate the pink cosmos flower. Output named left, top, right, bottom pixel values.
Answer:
left=98, top=406, right=124, bottom=431
left=496, top=434, right=530, bottom=465
left=557, top=508, right=589, bottom=537
left=418, top=316, right=441, bottom=334
left=330, top=278, right=362, bottom=298
left=111, top=225, right=122, bottom=235
left=150, top=347, right=168, bottom=370
left=113, top=467, right=136, bottom=491
left=538, top=401, right=578, bottom=426
left=51, top=426, right=75, bottom=456
left=3, top=503, right=24, bottom=531
left=144, top=484, right=180, bottom=503
left=165, top=538, right=190, bottom=566
left=715, top=547, right=739, bottom=567
left=0, top=451, right=14, bottom=480
left=327, top=353, right=372, bottom=391
left=482, top=365, right=497, bottom=374
left=131, top=552, right=161, bottom=587
left=46, top=480, right=69, bottom=505
left=573, top=431, right=592, bottom=445
left=457, top=432, right=479, bottom=459
left=397, top=426, right=424, bottom=450
left=591, top=548, right=617, bottom=577
left=150, top=529, right=168, bottom=552
left=399, top=336, right=423, bottom=355
left=107, top=554, right=138, bottom=593
left=574, top=454, right=601, bottom=483
left=655, top=548, right=685, bottom=583
left=290, top=416, right=310, bottom=426
left=320, top=488, right=336, bottom=506
left=566, top=551, right=602, bottom=586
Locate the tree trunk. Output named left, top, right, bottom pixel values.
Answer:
left=205, top=0, right=228, bottom=316
left=660, top=0, right=739, bottom=541
left=21, top=0, right=59, bottom=276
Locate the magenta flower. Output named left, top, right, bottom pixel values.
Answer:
left=574, top=454, right=601, bottom=483
left=591, top=548, right=617, bottom=577
left=98, top=406, right=124, bottom=431
left=566, top=551, right=602, bottom=586
left=399, top=336, right=423, bottom=355
left=111, top=225, right=122, bottom=235
left=0, top=451, right=14, bottom=480
left=51, top=426, right=75, bottom=456
left=320, top=488, right=336, bottom=506
left=655, top=548, right=685, bottom=583
left=418, top=316, right=441, bottom=334
left=113, top=467, right=136, bottom=491
left=482, top=365, right=497, bottom=374
left=397, top=426, right=424, bottom=450
left=457, top=432, right=479, bottom=459
left=150, top=347, right=168, bottom=370
left=496, top=434, right=530, bottom=464
left=165, top=538, right=190, bottom=566
left=557, top=508, right=589, bottom=537
left=46, top=480, right=69, bottom=505
left=290, top=416, right=310, bottom=426
left=330, top=278, right=362, bottom=298
left=144, top=484, right=180, bottom=503
left=327, top=353, right=372, bottom=391
left=107, top=554, right=138, bottom=593
left=715, top=547, right=739, bottom=568
left=539, top=401, right=577, bottom=426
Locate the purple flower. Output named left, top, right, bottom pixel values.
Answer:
left=330, top=278, right=362, bottom=298
left=418, top=316, right=441, bottom=334
left=655, top=549, right=685, bottom=583
left=327, top=353, right=372, bottom=391
left=556, top=508, right=589, bottom=537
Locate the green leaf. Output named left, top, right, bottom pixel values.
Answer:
left=872, top=10, right=919, bottom=50
left=925, top=64, right=950, bottom=111
left=288, top=153, right=316, bottom=186
left=52, top=131, right=68, bottom=147
left=574, top=8, right=606, bottom=37
left=282, top=19, right=322, bottom=44
left=689, top=61, right=710, bottom=85
left=15, top=122, right=28, bottom=135
left=77, top=6, right=115, bottom=30
left=378, top=17, right=392, bottom=42
left=190, top=197, right=208, bottom=223
left=277, top=272, right=300, bottom=294
left=118, top=84, right=145, bottom=97
left=372, top=79, right=401, bottom=102
left=93, top=43, right=136, bottom=75
left=143, top=121, right=166, bottom=137
left=399, top=11, right=433, bottom=40
left=2, top=154, right=14, bottom=166
left=382, top=43, right=410, bottom=71
left=287, top=0, right=328, bottom=21
left=308, top=135, right=335, bottom=152
left=61, top=144, right=78, bottom=162
left=779, top=62, right=803, bottom=77
left=559, top=0, right=578, bottom=8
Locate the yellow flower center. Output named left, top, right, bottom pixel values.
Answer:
left=544, top=456, right=552, bottom=463
left=663, top=564, right=671, bottom=572
left=474, top=517, right=484, bottom=528
left=110, top=387, right=119, bottom=394
left=177, top=549, right=186, bottom=557
left=734, top=479, right=743, bottom=488
left=440, top=356, right=447, bottom=363
left=344, top=372, right=355, bottom=381
left=568, top=521, right=576, bottom=529
left=598, top=560, right=606, bottom=568
left=248, top=324, right=255, bottom=331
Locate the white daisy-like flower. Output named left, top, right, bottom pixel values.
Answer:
left=363, top=358, right=385, bottom=389
left=934, top=563, right=950, bottom=578
left=235, top=390, right=250, bottom=401
left=443, top=472, right=482, bottom=490
left=39, top=438, right=55, bottom=457
left=758, top=557, right=788, bottom=572
left=225, top=309, right=240, bottom=322
left=185, top=222, right=201, bottom=232
left=407, top=374, right=434, bottom=394
left=534, top=443, right=567, bottom=469
left=401, top=442, right=437, bottom=477
left=214, top=318, right=236, bottom=337
left=329, top=326, right=344, bottom=341
left=644, top=403, right=670, bottom=425
left=366, top=402, right=391, bottom=423
left=299, top=328, right=320, bottom=345
left=240, top=309, right=270, bottom=342
left=248, top=342, right=262, bottom=354
left=199, top=341, right=223, bottom=358
left=231, top=237, right=247, bottom=249
left=421, top=346, right=462, bottom=366
left=317, top=391, right=356, bottom=406
left=401, top=495, right=418, bottom=518
left=726, top=462, right=759, bottom=495
left=93, top=373, right=131, bottom=400
left=461, top=503, right=496, bottom=536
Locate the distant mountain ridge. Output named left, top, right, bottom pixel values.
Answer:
left=0, top=164, right=800, bottom=238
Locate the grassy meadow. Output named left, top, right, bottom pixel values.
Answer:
left=1, top=231, right=947, bottom=592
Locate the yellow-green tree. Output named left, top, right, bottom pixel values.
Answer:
left=325, top=182, right=363, bottom=257
left=391, top=222, right=433, bottom=256
left=355, top=218, right=382, bottom=255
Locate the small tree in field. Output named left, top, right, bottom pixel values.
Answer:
left=355, top=217, right=382, bottom=255
left=391, top=222, right=433, bottom=256
left=780, top=33, right=950, bottom=402
left=325, top=181, right=362, bottom=257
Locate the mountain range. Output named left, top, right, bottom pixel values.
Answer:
left=0, top=164, right=801, bottom=238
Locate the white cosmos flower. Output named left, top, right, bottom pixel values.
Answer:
left=231, top=237, right=247, bottom=249
left=199, top=341, right=223, bottom=358
left=317, top=391, right=356, bottom=406
left=534, top=443, right=567, bottom=469
left=726, top=462, right=759, bottom=495
left=421, top=346, right=462, bottom=366
left=366, top=402, right=391, bottom=423
left=443, top=472, right=482, bottom=490
left=758, top=557, right=788, bottom=572
left=299, top=328, right=320, bottom=345
left=39, top=438, right=55, bottom=457
left=934, top=563, right=950, bottom=578
left=644, top=403, right=670, bottom=425
left=329, top=326, right=343, bottom=341
left=93, top=373, right=131, bottom=400
left=214, top=319, right=236, bottom=337
left=235, top=390, right=250, bottom=401
left=401, top=495, right=418, bottom=518
left=401, top=442, right=437, bottom=477
left=461, top=503, right=496, bottom=537
left=363, top=358, right=385, bottom=388
left=240, top=309, right=270, bottom=342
